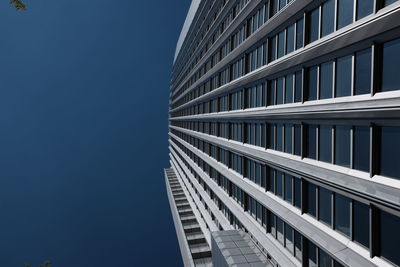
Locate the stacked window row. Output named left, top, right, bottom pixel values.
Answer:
left=171, top=143, right=344, bottom=266
left=172, top=0, right=300, bottom=105
left=172, top=37, right=400, bottom=118
left=172, top=0, right=239, bottom=86
left=172, top=6, right=400, bottom=117
left=171, top=120, right=400, bottom=180
left=172, top=148, right=282, bottom=265
left=171, top=133, right=400, bottom=266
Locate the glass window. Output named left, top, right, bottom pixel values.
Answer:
left=309, top=8, right=320, bottom=43
left=307, top=125, right=317, bottom=159
left=319, top=187, right=332, bottom=225
left=295, top=71, right=302, bottom=102
left=335, top=126, right=351, bottom=167
left=278, top=31, right=285, bottom=58
left=355, top=48, right=372, bottom=95
left=268, top=124, right=275, bottom=149
left=294, top=178, right=301, bottom=208
left=294, top=230, right=302, bottom=260
left=268, top=80, right=276, bottom=106
left=285, top=223, right=294, bottom=253
left=320, top=61, right=333, bottom=99
left=270, top=36, right=277, bottom=62
left=277, top=124, right=283, bottom=151
left=321, top=0, right=335, bottom=37
left=296, top=18, right=304, bottom=49
left=279, top=0, right=286, bottom=10
left=308, top=241, right=317, bottom=267
left=353, top=201, right=369, bottom=248
left=276, top=171, right=284, bottom=197
left=380, top=210, right=400, bottom=265
left=319, top=125, right=332, bottom=163
left=277, top=77, right=284, bottom=104
left=382, top=38, right=400, bottom=92
left=337, top=0, right=354, bottom=29
left=307, top=66, right=318, bottom=101
left=353, top=126, right=370, bottom=172
left=285, top=74, right=294, bottom=103
left=384, top=0, right=398, bottom=7
left=277, top=217, right=284, bottom=244
left=335, top=194, right=350, bottom=236
left=294, top=124, right=301, bottom=156
left=380, top=126, right=400, bottom=179
left=307, top=183, right=317, bottom=217
left=271, top=0, right=278, bottom=16
left=287, top=24, right=295, bottom=54
left=357, top=0, right=373, bottom=20
left=285, top=175, right=293, bottom=203
left=319, top=249, right=332, bottom=267
left=270, top=213, right=276, bottom=237
left=285, top=124, right=293, bottom=154
left=336, top=55, right=352, bottom=97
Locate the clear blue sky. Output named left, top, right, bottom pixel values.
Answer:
left=0, top=0, right=190, bottom=266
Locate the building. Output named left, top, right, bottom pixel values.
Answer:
left=165, top=0, right=400, bottom=266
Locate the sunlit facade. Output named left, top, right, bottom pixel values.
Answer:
left=166, top=0, right=400, bottom=266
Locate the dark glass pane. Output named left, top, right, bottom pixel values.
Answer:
left=337, top=0, right=354, bottom=29
left=382, top=39, right=400, bottom=92
left=353, top=201, right=369, bottom=248
left=270, top=36, right=277, bottom=62
left=285, top=175, right=293, bottom=203
left=269, top=168, right=275, bottom=193
left=384, top=0, right=398, bottom=7
left=296, top=18, right=304, bottom=49
left=285, top=74, right=294, bottom=103
left=319, top=125, right=332, bottom=163
left=335, top=194, right=350, bottom=236
left=270, top=0, right=278, bottom=16
left=295, top=71, right=302, bottom=102
left=270, top=213, right=276, bottom=236
left=294, top=124, right=301, bottom=156
left=319, top=249, right=332, bottom=267
left=357, top=0, right=373, bottom=20
left=268, top=80, right=276, bottom=106
left=353, top=126, right=370, bottom=172
left=380, top=210, right=400, bottom=265
left=294, top=230, right=302, bottom=260
left=277, top=124, right=283, bottom=151
left=279, top=0, right=286, bottom=10
left=277, top=77, right=284, bottom=104
left=276, top=171, right=284, bottom=197
left=321, top=0, right=335, bottom=37
left=309, top=8, right=320, bottom=43
left=294, top=178, right=301, bottom=208
left=287, top=24, right=295, bottom=53
left=319, top=187, right=332, bottom=225
left=307, top=125, right=317, bottom=159
left=335, top=126, right=351, bottom=167
left=308, top=241, right=317, bottom=267
left=320, top=61, right=333, bottom=99
left=285, top=223, right=294, bottom=253
left=336, top=55, right=352, bottom=97
left=285, top=123, right=293, bottom=153
left=307, top=66, right=318, bottom=101
left=307, top=183, right=317, bottom=217
left=380, top=126, right=400, bottom=179
left=268, top=124, right=275, bottom=149
left=355, top=48, right=372, bottom=95
left=278, top=31, right=285, bottom=58
left=277, top=217, right=284, bottom=244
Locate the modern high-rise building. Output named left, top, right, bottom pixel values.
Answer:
left=165, top=0, right=400, bottom=266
